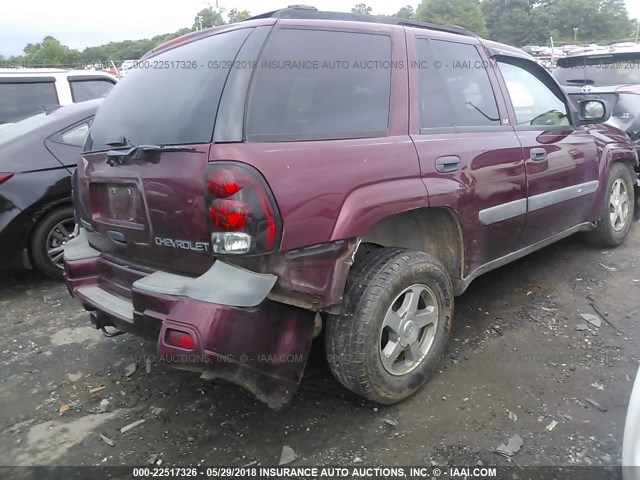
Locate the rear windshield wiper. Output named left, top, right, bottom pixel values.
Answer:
left=106, top=144, right=196, bottom=166
left=564, top=79, right=595, bottom=85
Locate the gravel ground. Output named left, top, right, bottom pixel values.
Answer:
left=0, top=228, right=638, bottom=473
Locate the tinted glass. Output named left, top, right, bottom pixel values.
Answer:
left=70, top=80, right=114, bottom=102
left=499, top=61, right=569, bottom=126
left=416, top=39, right=454, bottom=128
left=87, top=28, right=252, bottom=152
left=554, top=53, right=640, bottom=86
left=430, top=40, right=500, bottom=127
left=247, top=29, right=392, bottom=140
left=0, top=82, right=58, bottom=124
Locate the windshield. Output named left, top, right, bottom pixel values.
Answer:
left=0, top=111, right=53, bottom=146
left=86, top=28, right=253, bottom=152
left=553, top=52, right=640, bottom=86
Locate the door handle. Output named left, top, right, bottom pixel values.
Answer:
left=435, top=155, right=461, bottom=173
left=530, top=148, right=547, bottom=161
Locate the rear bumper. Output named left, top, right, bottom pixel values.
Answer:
left=64, top=230, right=315, bottom=408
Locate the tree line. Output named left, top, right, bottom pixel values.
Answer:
left=1, top=0, right=637, bottom=68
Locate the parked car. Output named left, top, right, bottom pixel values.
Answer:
left=0, top=69, right=115, bottom=126
left=64, top=7, right=639, bottom=408
left=624, top=366, right=640, bottom=478
left=0, top=99, right=102, bottom=279
left=553, top=49, right=640, bottom=152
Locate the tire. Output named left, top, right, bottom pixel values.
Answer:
left=325, top=248, right=454, bottom=404
left=30, top=206, right=78, bottom=280
left=584, top=162, right=635, bottom=247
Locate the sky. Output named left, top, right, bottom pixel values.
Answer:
left=1, top=0, right=639, bottom=57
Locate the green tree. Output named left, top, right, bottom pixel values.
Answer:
left=193, top=6, right=226, bottom=30
left=227, top=8, right=251, bottom=23
left=546, top=0, right=634, bottom=43
left=395, top=5, right=416, bottom=19
left=416, top=0, right=488, bottom=37
left=481, top=0, right=549, bottom=46
left=22, top=36, right=81, bottom=67
left=351, top=3, right=372, bottom=14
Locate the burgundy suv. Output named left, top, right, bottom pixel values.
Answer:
left=64, top=7, right=639, bottom=408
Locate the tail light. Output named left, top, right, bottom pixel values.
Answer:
left=0, top=173, right=13, bottom=186
left=205, top=163, right=281, bottom=255
left=165, top=329, right=195, bottom=349
left=617, top=85, right=640, bottom=94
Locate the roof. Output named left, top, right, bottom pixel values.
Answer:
left=245, top=5, right=476, bottom=38
left=0, top=69, right=117, bottom=81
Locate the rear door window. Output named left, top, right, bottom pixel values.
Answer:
left=247, top=29, right=392, bottom=141
left=87, top=28, right=253, bottom=152
left=0, top=80, right=59, bottom=124
left=69, top=79, right=115, bottom=102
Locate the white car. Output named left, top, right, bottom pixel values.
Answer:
left=0, top=69, right=117, bottom=126
left=623, top=367, right=640, bottom=479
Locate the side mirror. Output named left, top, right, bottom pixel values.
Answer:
left=576, top=99, right=610, bottom=124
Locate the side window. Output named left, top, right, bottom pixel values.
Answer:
left=0, top=81, right=59, bottom=124
left=61, top=121, right=91, bottom=147
left=430, top=40, right=500, bottom=127
left=498, top=61, right=570, bottom=127
left=416, top=39, right=454, bottom=128
left=247, top=29, right=392, bottom=140
left=69, top=79, right=114, bottom=102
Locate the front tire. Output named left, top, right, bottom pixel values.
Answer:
left=584, top=162, right=635, bottom=247
left=30, top=206, right=78, bottom=280
left=325, top=248, right=453, bottom=404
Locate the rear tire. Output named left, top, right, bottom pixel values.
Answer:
left=325, top=248, right=453, bottom=404
left=30, top=206, right=78, bottom=280
left=584, top=163, right=635, bottom=247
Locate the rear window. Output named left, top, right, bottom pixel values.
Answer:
left=247, top=29, right=392, bottom=141
left=86, top=28, right=253, bottom=152
left=553, top=53, right=640, bottom=86
left=0, top=80, right=59, bottom=124
left=70, top=79, right=114, bottom=102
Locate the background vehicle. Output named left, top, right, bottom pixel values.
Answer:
left=0, top=99, right=101, bottom=279
left=65, top=7, right=639, bottom=408
left=0, top=69, right=115, bottom=126
left=553, top=48, right=640, bottom=152
left=624, top=366, right=640, bottom=478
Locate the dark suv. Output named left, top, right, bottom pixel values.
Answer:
left=64, top=7, right=639, bottom=408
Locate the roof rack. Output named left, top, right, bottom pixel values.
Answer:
left=245, top=5, right=476, bottom=38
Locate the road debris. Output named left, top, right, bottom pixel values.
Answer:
left=575, top=324, right=589, bottom=331
left=495, top=434, right=523, bottom=456
left=145, top=358, right=152, bottom=374
left=508, top=411, right=518, bottom=422
left=585, top=398, right=608, bottom=413
left=541, top=307, right=558, bottom=312
left=383, top=419, right=398, bottom=427
left=99, top=399, right=110, bottom=412
left=279, top=445, right=296, bottom=465
left=599, top=263, right=617, bottom=272
left=546, top=420, right=558, bottom=431
left=58, top=404, right=71, bottom=416
left=580, top=313, right=602, bottom=328
left=89, top=385, right=106, bottom=395
left=120, top=419, right=146, bottom=434
left=100, top=434, right=114, bottom=447
left=124, top=363, right=137, bottom=378
left=491, top=326, right=503, bottom=336
left=590, top=303, right=621, bottom=333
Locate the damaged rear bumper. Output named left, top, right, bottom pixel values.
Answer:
left=63, top=230, right=316, bottom=408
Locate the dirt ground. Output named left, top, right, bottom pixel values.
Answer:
left=0, top=227, right=639, bottom=472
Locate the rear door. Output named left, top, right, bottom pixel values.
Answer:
left=495, top=57, right=599, bottom=247
left=77, top=26, right=270, bottom=276
left=408, top=33, right=527, bottom=275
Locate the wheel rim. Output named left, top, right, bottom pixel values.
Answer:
left=609, top=178, right=630, bottom=232
left=379, top=283, right=439, bottom=376
left=46, top=218, right=79, bottom=270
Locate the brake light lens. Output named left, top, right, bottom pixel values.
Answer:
left=0, top=173, right=14, bottom=186
left=165, top=329, right=195, bottom=349
left=205, top=163, right=281, bottom=255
